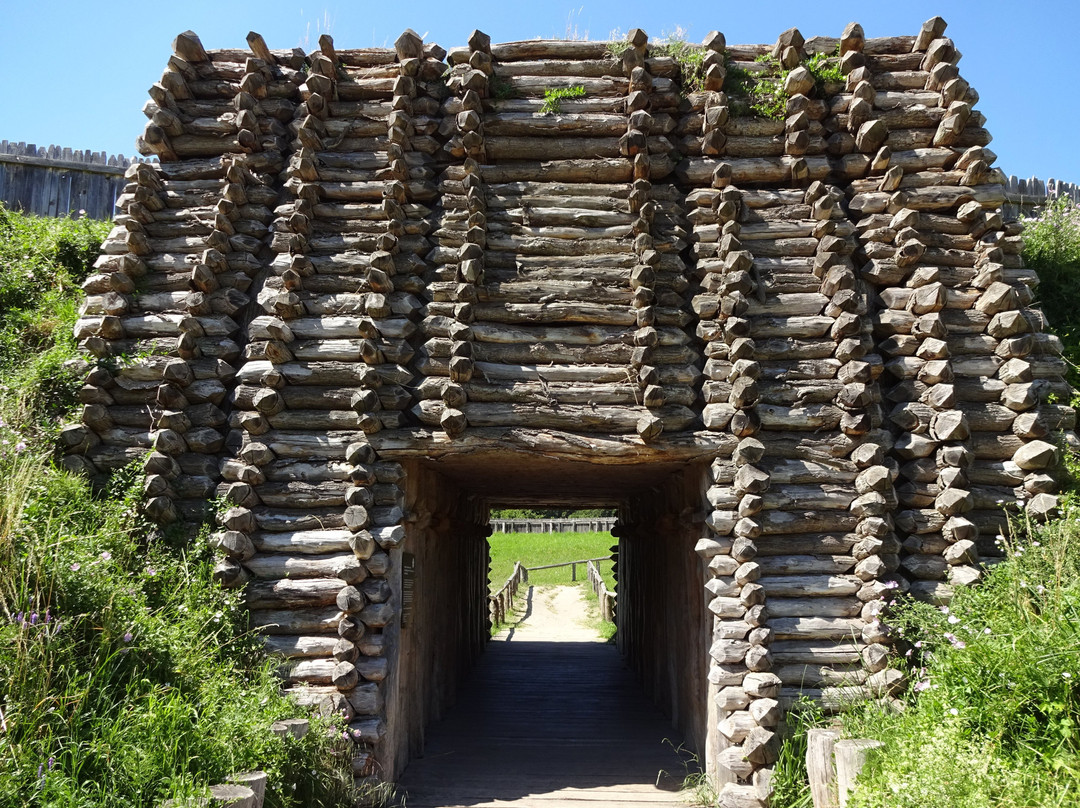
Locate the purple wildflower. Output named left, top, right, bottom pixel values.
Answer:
left=100, top=551, right=111, bottom=561
left=123, top=632, right=133, bottom=643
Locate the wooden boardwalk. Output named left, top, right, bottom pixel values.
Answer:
left=397, top=587, right=697, bottom=808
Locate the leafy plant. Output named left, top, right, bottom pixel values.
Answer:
left=805, top=46, right=844, bottom=93
left=490, top=76, right=516, bottom=100
left=1023, top=196, right=1080, bottom=386
left=0, top=207, right=361, bottom=808
left=651, top=28, right=707, bottom=95
left=839, top=507, right=1080, bottom=807
left=540, top=84, right=586, bottom=115
left=724, top=54, right=789, bottom=121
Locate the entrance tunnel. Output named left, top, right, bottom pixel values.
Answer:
left=383, top=452, right=713, bottom=790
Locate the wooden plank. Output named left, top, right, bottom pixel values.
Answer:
left=398, top=613, right=694, bottom=806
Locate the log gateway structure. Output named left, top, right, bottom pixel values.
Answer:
left=60, top=17, right=1076, bottom=807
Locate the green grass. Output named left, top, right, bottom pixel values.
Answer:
left=488, top=531, right=615, bottom=591
left=764, top=508, right=1080, bottom=808
left=0, top=206, right=360, bottom=808
left=488, top=531, right=617, bottom=640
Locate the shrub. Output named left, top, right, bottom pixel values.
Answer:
left=839, top=509, right=1080, bottom=807
left=1022, top=196, right=1080, bottom=383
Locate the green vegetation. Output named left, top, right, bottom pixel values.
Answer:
left=487, top=530, right=617, bottom=641
left=650, top=29, right=707, bottom=95
left=488, top=530, right=615, bottom=590
left=725, top=55, right=788, bottom=121
left=844, top=513, right=1080, bottom=807
left=1023, top=196, right=1080, bottom=385
left=540, top=84, right=586, bottom=115
left=0, top=206, right=361, bottom=807
left=805, top=46, right=844, bottom=93
left=490, top=76, right=516, bottom=101
left=771, top=512, right=1080, bottom=807
left=0, top=207, right=108, bottom=425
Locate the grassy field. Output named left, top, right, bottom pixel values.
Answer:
left=488, top=530, right=616, bottom=591
left=488, top=531, right=618, bottom=641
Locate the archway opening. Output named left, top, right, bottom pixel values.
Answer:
left=384, top=450, right=712, bottom=802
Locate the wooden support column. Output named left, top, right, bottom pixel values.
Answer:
left=621, top=28, right=664, bottom=441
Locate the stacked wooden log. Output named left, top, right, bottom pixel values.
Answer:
left=221, top=31, right=448, bottom=775
left=65, top=19, right=1077, bottom=796
left=416, top=31, right=694, bottom=440
left=834, top=16, right=1071, bottom=607
left=65, top=30, right=293, bottom=526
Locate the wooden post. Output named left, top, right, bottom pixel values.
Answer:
left=835, top=739, right=883, bottom=807
left=806, top=728, right=840, bottom=808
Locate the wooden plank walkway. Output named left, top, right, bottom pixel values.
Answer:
left=397, top=586, right=698, bottom=808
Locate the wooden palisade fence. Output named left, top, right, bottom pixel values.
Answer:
left=0, top=142, right=145, bottom=219
left=1003, top=174, right=1080, bottom=218
left=489, top=517, right=617, bottom=533
left=58, top=18, right=1075, bottom=806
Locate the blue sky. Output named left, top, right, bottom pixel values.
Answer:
left=2, top=0, right=1076, bottom=185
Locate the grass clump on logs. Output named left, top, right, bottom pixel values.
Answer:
left=540, top=84, right=586, bottom=114
left=0, top=206, right=360, bottom=808
left=650, top=28, right=707, bottom=95
left=805, top=46, right=844, bottom=93
left=725, top=54, right=788, bottom=121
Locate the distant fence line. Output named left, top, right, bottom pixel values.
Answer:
left=0, top=141, right=149, bottom=220
left=1004, top=174, right=1080, bottom=219
left=489, top=517, right=617, bottom=534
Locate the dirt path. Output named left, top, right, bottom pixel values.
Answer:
left=494, top=584, right=602, bottom=643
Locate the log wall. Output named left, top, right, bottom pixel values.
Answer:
left=61, top=19, right=1075, bottom=806
left=382, top=461, right=488, bottom=779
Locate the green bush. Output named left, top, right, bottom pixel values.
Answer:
left=1023, top=197, right=1080, bottom=384
left=0, top=206, right=107, bottom=427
